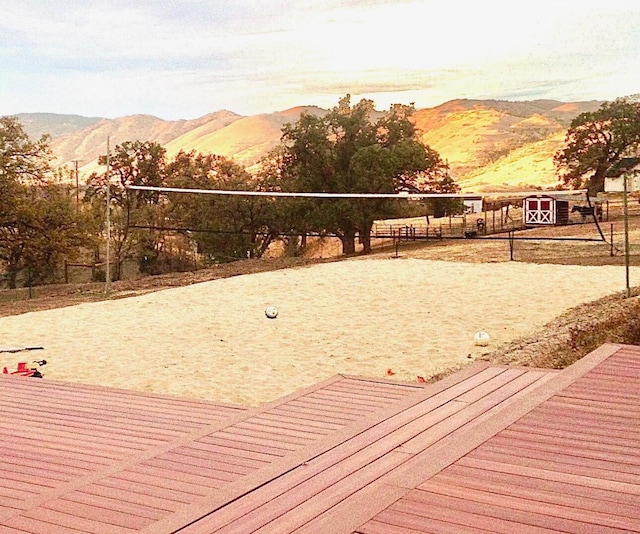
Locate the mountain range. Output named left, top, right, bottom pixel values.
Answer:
left=15, top=99, right=603, bottom=192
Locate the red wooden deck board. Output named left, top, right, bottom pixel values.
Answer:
left=350, top=343, right=640, bottom=534
left=1, top=371, right=433, bottom=533
left=288, top=374, right=556, bottom=534
left=0, top=413, right=188, bottom=442
left=158, top=449, right=265, bottom=472
left=5, top=344, right=638, bottom=533
left=365, top=502, right=551, bottom=534
left=407, top=483, right=637, bottom=533
left=97, top=476, right=204, bottom=504
left=431, top=467, right=640, bottom=521
left=135, top=365, right=496, bottom=533
left=43, top=498, right=154, bottom=531
left=0, top=421, right=163, bottom=452
left=515, top=409, right=640, bottom=441
left=322, top=381, right=419, bottom=401
left=500, top=422, right=640, bottom=455
left=266, top=404, right=361, bottom=424
left=397, top=370, right=554, bottom=455
left=0, top=372, right=252, bottom=530
left=469, top=443, right=640, bottom=483
left=175, top=404, right=469, bottom=533
left=6, top=508, right=141, bottom=534
left=381, top=496, right=583, bottom=534
left=123, top=463, right=231, bottom=488
left=184, top=438, right=284, bottom=462
left=302, top=390, right=394, bottom=409
left=195, top=435, right=290, bottom=458
left=0, top=440, right=114, bottom=470
left=231, top=421, right=326, bottom=442
left=61, top=491, right=165, bottom=522
left=79, top=483, right=186, bottom=513
left=0, top=455, right=90, bottom=479
left=440, top=462, right=640, bottom=507
left=455, top=455, right=640, bottom=497
left=173, top=368, right=550, bottom=533
left=208, top=430, right=304, bottom=450
left=143, top=456, right=253, bottom=479
left=245, top=412, right=341, bottom=433
left=282, top=399, right=372, bottom=418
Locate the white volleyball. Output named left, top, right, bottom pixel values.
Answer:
left=265, top=306, right=278, bottom=319
left=473, top=331, right=491, bottom=346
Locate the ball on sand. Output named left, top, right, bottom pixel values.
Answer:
left=473, top=331, right=491, bottom=346
left=265, top=306, right=278, bottom=319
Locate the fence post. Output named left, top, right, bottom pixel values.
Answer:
left=610, top=224, right=614, bottom=257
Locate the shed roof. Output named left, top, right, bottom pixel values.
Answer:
left=605, top=157, right=640, bottom=178
left=0, top=343, right=638, bottom=533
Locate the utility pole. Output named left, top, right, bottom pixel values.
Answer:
left=72, top=159, right=80, bottom=209
left=623, top=171, right=631, bottom=298
left=105, top=137, right=111, bottom=294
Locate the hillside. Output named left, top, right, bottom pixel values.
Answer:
left=14, top=99, right=603, bottom=191
left=48, top=110, right=242, bottom=175
left=164, top=106, right=326, bottom=168
left=413, top=99, right=602, bottom=190
left=17, top=113, right=103, bottom=138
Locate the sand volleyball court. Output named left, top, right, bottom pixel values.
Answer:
left=0, top=258, right=637, bottom=405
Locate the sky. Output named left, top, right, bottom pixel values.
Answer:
left=1, top=0, right=639, bottom=120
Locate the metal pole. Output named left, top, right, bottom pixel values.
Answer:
left=610, top=223, right=614, bottom=257
left=105, top=137, right=111, bottom=294
left=509, top=231, right=515, bottom=261
left=623, top=173, right=631, bottom=298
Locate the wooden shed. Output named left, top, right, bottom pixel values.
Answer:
left=523, top=194, right=569, bottom=227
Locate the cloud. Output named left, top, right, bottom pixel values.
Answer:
left=1, top=0, right=639, bottom=119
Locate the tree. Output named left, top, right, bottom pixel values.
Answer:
left=166, top=151, right=280, bottom=262
left=85, top=141, right=168, bottom=278
left=0, top=117, right=87, bottom=287
left=555, top=98, right=640, bottom=195
left=14, top=184, right=90, bottom=285
left=275, top=96, right=453, bottom=254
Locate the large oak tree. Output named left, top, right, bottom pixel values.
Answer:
left=275, top=96, right=453, bottom=254
left=555, top=98, right=640, bottom=195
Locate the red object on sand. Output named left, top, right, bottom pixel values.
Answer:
left=7, top=362, right=41, bottom=378
left=417, top=376, right=426, bottom=383
left=386, top=369, right=395, bottom=376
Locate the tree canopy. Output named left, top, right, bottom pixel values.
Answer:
left=555, top=98, right=640, bottom=194
left=166, top=150, right=281, bottom=262
left=0, top=117, right=87, bottom=287
left=272, top=95, right=454, bottom=254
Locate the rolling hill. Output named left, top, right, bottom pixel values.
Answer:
left=15, top=99, right=603, bottom=192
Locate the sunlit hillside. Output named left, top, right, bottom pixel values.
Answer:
left=164, top=106, right=326, bottom=168
left=50, top=111, right=241, bottom=173
left=17, top=99, right=604, bottom=190
left=460, top=131, right=567, bottom=192
left=412, top=99, right=598, bottom=191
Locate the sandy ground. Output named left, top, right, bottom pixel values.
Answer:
left=1, top=257, right=638, bottom=406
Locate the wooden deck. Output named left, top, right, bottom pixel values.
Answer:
left=0, top=343, right=638, bottom=533
left=350, top=343, right=640, bottom=534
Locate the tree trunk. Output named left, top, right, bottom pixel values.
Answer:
left=589, top=169, right=606, bottom=196
left=340, top=229, right=357, bottom=254
left=7, top=269, right=18, bottom=290
left=360, top=229, right=372, bottom=254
